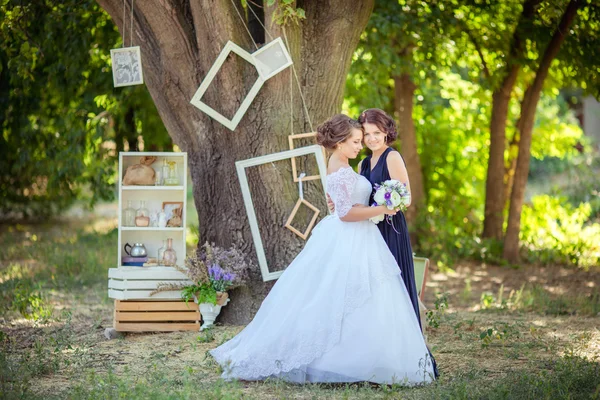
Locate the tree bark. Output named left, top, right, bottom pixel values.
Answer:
left=96, top=0, right=374, bottom=323
left=393, top=73, right=424, bottom=227
left=503, top=0, right=580, bottom=262
left=482, top=0, right=541, bottom=240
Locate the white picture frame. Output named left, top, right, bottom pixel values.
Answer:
left=236, top=145, right=327, bottom=281
left=251, top=37, right=293, bottom=81
left=110, top=46, right=144, bottom=87
left=190, top=41, right=264, bottom=131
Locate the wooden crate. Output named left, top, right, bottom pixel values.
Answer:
left=108, top=266, right=193, bottom=300
left=114, top=300, right=200, bottom=332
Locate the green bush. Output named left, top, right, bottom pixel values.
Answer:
left=520, top=195, right=600, bottom=269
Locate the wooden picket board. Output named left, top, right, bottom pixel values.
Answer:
left=109, top=278, right=191, bottom=290
left=115, top=322, right=200, bottom=332
left=116, top=311, right=200, bottom=322
left=109, top=266, right=190, bottom=280
left=116, top=301, right=197, bottom=311
left=108, top=289, right=183, bottom=300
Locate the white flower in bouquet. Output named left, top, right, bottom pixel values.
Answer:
left=369, top=179, right=410, bottom=224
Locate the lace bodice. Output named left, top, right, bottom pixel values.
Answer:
left=326, top=167, right=373, bottom=218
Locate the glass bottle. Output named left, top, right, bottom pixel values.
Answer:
left=135, top=200, right=150, bottom=227
left=158, top=209, right=167, bottom=228
left=162, top=238, right=177, bottom=266
left=136, top=200, right=149, bottom=218
left=123, top=200, right=136, bottom=227
left=161, top=159, right=170, bottom=186
left=157, top=239, right=166, bottom=265
left=164, top=161, right=180, bottom=186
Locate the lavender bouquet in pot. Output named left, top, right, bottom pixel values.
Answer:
left=151, top=241, right=253, bottom=306
left=208, top=264, right=236, bottom=306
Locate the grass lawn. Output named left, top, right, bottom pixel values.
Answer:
left=0, top=217, right=599, bottom=399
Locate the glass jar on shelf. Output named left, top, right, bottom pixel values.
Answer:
left=164, top=161, right=180, bottom=186
left=122, top=200, right=136, bottom=227
left=157, top=239, right=167, bottom=265
left=161, top=158, right=170, bottom=185
left=135, top=200, right=150, bottom=227
left=162, top=238, right=177, bottom=266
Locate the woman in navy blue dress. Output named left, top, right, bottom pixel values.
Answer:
left=358, top=108, right=438, bottom=376
left=357, top=109, right=422, bottom=327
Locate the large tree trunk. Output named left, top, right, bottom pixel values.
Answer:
left=96, top=0, right=374, bottom=323
left=482, top=67, right=520, bottom=239
left=503, top=0, right=580, bottom=262
left=393, top=73, right=424, bottom=227
left=482, top=0, right=541, bottom=240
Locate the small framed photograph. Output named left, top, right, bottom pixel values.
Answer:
left=110, top=46, right=144, bottom=87
left=251, top=37, right=293, bottom=81
left=162, top=201, right=184, bottom=227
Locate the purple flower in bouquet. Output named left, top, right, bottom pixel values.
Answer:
left=370, top=179, right=411, bottom=224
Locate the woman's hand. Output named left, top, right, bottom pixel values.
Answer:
left=381, top=205, right=398, bottom=216
left=327, top=194, right=335, bottom=213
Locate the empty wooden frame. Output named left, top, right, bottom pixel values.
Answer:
left=288, top=132, right=328, bottom=182
left=190, top=41, right=264, bottom=131
left=284, top=198, right=320, bottom=240
left=190, top=38, right=293, bottom=131
left=236, top=145, right=327, bottom=281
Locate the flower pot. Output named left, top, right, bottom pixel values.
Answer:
left=216, top=291, right=229, bottom=306
left=195, top=293, right=230, bottom=331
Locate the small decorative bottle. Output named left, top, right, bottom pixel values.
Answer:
left=164, top=161, right=180, bottom=186
left=157, top=240, right=166, bottom=265
left=161, top=159, right=170, bottom=186
left=135, top=200, right=150, bottom=227
left=158, top=209, right=167, bottom=228
left=123, top=200, right=136, bottom=227
left=162, top=238, right=177, bottom=266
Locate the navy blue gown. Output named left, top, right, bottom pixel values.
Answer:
left=360, top=147, right=439, bottom=377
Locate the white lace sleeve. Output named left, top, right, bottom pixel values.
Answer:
left=326, top=167, right=358, bottom=218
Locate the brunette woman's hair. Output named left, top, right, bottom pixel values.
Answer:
left=316, top=114, right=362, bottom=150
left=358, top=108, right=398, bottom=144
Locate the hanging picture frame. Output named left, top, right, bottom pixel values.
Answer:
left=110, top=46, right=144, bottom=87
left=284, top=198, right=320, bottom=240
left=236, top=145, right=327, bottom=281
left=288, top=132, right=328, bottom=182
left=251, top=37, right=293, bottom=81
left=190, top=41, right=264, bottom=131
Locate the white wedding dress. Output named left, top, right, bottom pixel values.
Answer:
left=210, top=167, right=435, bottom=385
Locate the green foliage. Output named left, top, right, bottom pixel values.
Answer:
left=479, top=322, right=521, bottom=348
left=10, top=280, right=53, bottom=322
left=426, top=292, right=448, bottom=329
left=520, top=195, right=600, bottom=269
left=0, top=1, right=169, bottom=219
left=182, top=282, right=217, bottom=305
left=265, top=0, right=306, bottom=26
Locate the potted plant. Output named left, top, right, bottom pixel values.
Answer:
left=151, top=242, right=253, bottom=330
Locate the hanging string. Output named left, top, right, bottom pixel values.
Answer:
left=298, top=172, right=306, bottom=200
left=246, top=4, right=313, bottom=133
left=122, top=0, right=125, bottom=47
left=130, top=0, right=134, bottom=47
left=229, top=0, right=259, bottom=50
left=290, top=55, right=294, bottom=135
left=282, top=26, right=314, bottom=132
left=246, top=1, right=274, bottom=41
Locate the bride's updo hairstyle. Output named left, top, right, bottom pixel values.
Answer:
left=357, top=108, right=398, bottom=144
left=316, top=114, right=362, bottom=150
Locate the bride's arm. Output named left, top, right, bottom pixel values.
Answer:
left=340, top=204, right=396, bottom=222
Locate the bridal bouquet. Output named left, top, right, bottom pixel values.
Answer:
left=369, top=179, right=410, bottom=224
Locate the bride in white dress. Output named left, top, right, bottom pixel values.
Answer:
left=210, top=114, right=436, bottom=385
